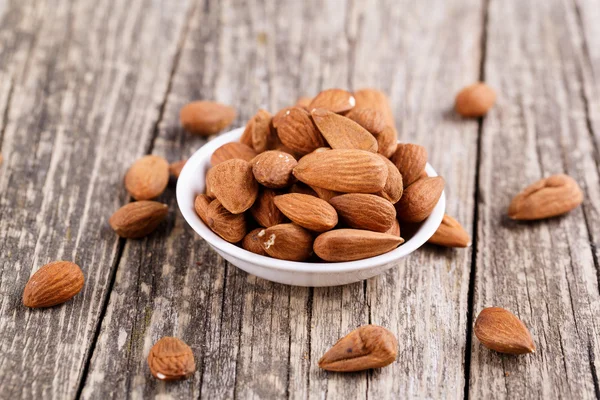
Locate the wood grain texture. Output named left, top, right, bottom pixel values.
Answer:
left=470, top=0, right=600, bottom=398
left=0, top=0, right=191, bottom=398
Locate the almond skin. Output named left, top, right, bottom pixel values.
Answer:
left=428, top=214, right=471, bottom=247
left=455, top=82, right=496, bottom=117
left=308, top=88, right=355, bottom=114
left=311, top=108, right=378, bottom=152
left=395, top=177, right=444, bottom=223
left=508, top=174, right=583, bottom=220
left=250, top=188, right=286, bottom=227
left=252, top=150, right=298, bottom=188
left=353, top=88, right=395, bottom=127
left=242, top=228, right=268, bottom=256
left=274, top=107, right=326, bottom=155
left=241, top=109, right=275, bottom=152
left=206, top=199, right=246, bottom=243
left=293, top=149, right=388, bottom=193
left=391, top=144, right=427, bottom=187
left=474, top=307, right=535, bottom=354
left=309, top=186, right=341, bottom=202
left=180, top=101, right=236, bottom=136
left=211, top=142, right=258, bottom=166
left=169, top=159, right=187, bottom=179
left=262, top=223, right=314, bottom=261
left=386, top=219, right=401, bottom=237
left=206, top=159, right=258, bottom=214
left=194, top=194, right=211, bottom=225
left=314, top=229, right=404, bottom=262
left=377, top=155, right=403, bottom=204
left=274, top=193, right=338, bottom=232
left=124, top=155, right=169, bottom=200
left=147, top=337, right=196, bottom=380
left=330, top=194, right=396, bottom=232
left=318, top=325, right=398, bottom=372
left=109, top=201, right=168, bottom=238
left=346, top=108, right=397, bottom=158
left=23, top=261, right=84, bottom=308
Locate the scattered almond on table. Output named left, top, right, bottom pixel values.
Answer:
left=474, top=307, right=535, bottom=354
left=455, top=82, right=496, bottom=117
left=23, top=261, right=84, bottom=308
left=147, top=337, right=196, bottom=380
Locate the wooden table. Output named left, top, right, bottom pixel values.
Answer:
left=1, top=0, right=599, bottom=398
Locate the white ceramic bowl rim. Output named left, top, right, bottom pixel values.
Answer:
left=176, top=128, right=445, bottom=274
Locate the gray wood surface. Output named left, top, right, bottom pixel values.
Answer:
left=0, top=0, right=599, bottom=399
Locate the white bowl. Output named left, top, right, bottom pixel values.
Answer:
left=176, top=128, right=445, bottom=287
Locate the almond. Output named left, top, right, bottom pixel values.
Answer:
left=353, top=88, right=395, bottom=127
left=346, top=108, right=396, bottom=158
left=211, top=142, right=258, bottom=166
left=314, top=229, right=404, bottom=262
left=169, top=159, right=187, bottom=179
left=310, top=185, right=341, bottom=201
left=386, top=219, right=401, bottom=237
left=295, top=96, right=312, bottom=110
left=180, top=101, right=236, bottom=136
left=474, top=307, right=535, bottom=354
left=330, top=194, right=396, bottom=232
left=242, top=228, right=268, bottom=256
left=391, top=144, right=427, bottom=187
left=241, top=109, right=275, bottom=152
left=289, top=182, right=318, bottom=197
left=206, top=199, right=246, bottom=243
left=22, top=261, right=84, bottom=308
left=455, top=82, right=496, bottom=117
left=318, top=325, right=398, bottom=372
left=194, top=194, right=211, bottom=224
left=250, top=188, right=286, bottom=227
left=262, top=223, right=313, bottom=261
left=428, top=214, right=471, bottom=247
left=274, top=193, right=338, bottom=232
left=109, top=201, right=168, bottom=238
left=507, top=174, right=583, bottom=220
left=311, top=108, right=378, bottom=152
left=377, top=155, right=403, bottom=204
left=124, top=155, right=169, bottom=200
left=271, top=107, right=293, bottom=129
left=293, top=149, right=388, bottom=193
left=252, top=150, right=297, bottom=188
left=274, top=107, right=325, bottom=155
left=206, top=159, right=258, bottom=214
left=395, top=177, right=444, bottom=223
left=308, top=88, right=355, bottom=114
left=147, top=337, right=196, bottom=380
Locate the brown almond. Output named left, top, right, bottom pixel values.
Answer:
left=194, top=194, right=211, bottom=225
left=330, top=194, right=396, bottom=232
left=508, top=174, right=583, bottom=220
left=169, top=159, right=187, bottom=179
left=124, top=155, right=169, bottom=200
left=206, top=199, right=246, bottom=243
left=308, top=88, right=355, bottom=114
left=109, top=201, right=168, bottom=238
left=311, top=108, right=378, bottom=152
left=147, top=337, right=196, bottom=380
left=295, top=96, right=312, bottom=110
left=180, top=101, right=236, bottom=136
left=395, top=177, right=444, bottom=223
left=206, top=159, right=258, bottom=214
left=242, top=228, right=268, bottom=256
left=293, top=149, right=388, bottom=193
left=211, top=142, right=258, bottom=166
left=455, top=82, right=496, bottom=117
left=428, top=214, right=471, bottom=247
left=274, top=107, right=326, bottom=155
left=318, top=325, right=398, bottom=372
left=386, top=219, right=401, bottom=237
left=346, top=108, right=397, bottom=158
left=250, top=188, right=286, bottom=227
left=353, top=88, right=395, bottom=127
left=474, top=307, right=535, bottom=354
left=314, top=229, right=404, bottom=262
left=22, top=261, right=84, bottom=308
left=262, top=223, right=314, bottom=261
left=310, top=186, right=341, bottom=201
left=391, top=144, right=427, bottom=187
left=376, top=155, right=403, bottom=204
left=252, top=150, right=298, bottom=188
left=241, top=109, right=275, bottom=152
left=274, top=193, right=338, bottom=232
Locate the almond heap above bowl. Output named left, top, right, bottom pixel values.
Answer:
left=194, top=88, right=445, bottom=262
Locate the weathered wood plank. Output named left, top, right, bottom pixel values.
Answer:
left=470, top=0, right=600, bottom=398
left=0, top=0, right=191, bottom=398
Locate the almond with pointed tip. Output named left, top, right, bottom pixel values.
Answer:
left=180, top=101, right=236, bottom=136
left=252, top=150, right=297, bottom=188
left=206, top=159, right=258, bottom=214
left=395, top=177, right=444, bottom=223
left=428, top=214, right=471, bottom=247
left=273, top=107, right=325, bottom=155
left=242, top=228, right=268, bottom=256
left=508, top=174, right=583, bottom=220
left=353, top=88, right=395, bottom=127
left=124, top=155, right=170, bottom=200
left=147, top=337, right=196, bottom=380
left=310, top=185, right=341, bottom=202
left=311, top=108, right=378, bottom=152
left=206, top=199, right=246, bottom=243
left=250, top=188, right=286, bottom=227
left=346, top=108, right=396, bottom=158
left=474, top=307, right=535, bottom=354
left=455, top=82, right=496, bottom=117
left=23, top=261, right=84, bottom=308
left=308, top=88, right=355, bottom=114
left=377, top=155, right=403, bottom=204
left=241, top=109, right=275, bottom=152
left=169, top=159, right=187, bottom=179
left=262, top=223, right=313, bottom=261
left=386, top=219, right=401, bottom=237
left=391, top=144, right=427, bottom=187
left=314, top=229, right=404, bottom=262
left=330, top=194, right=396, bottom=233
left=318, top=325, right=398, bottom=372
left=274, top=193, right=338, bottom=232
left=211, top=142, right=258, bottom=166
left=109, top=201, right=168, bottom=238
